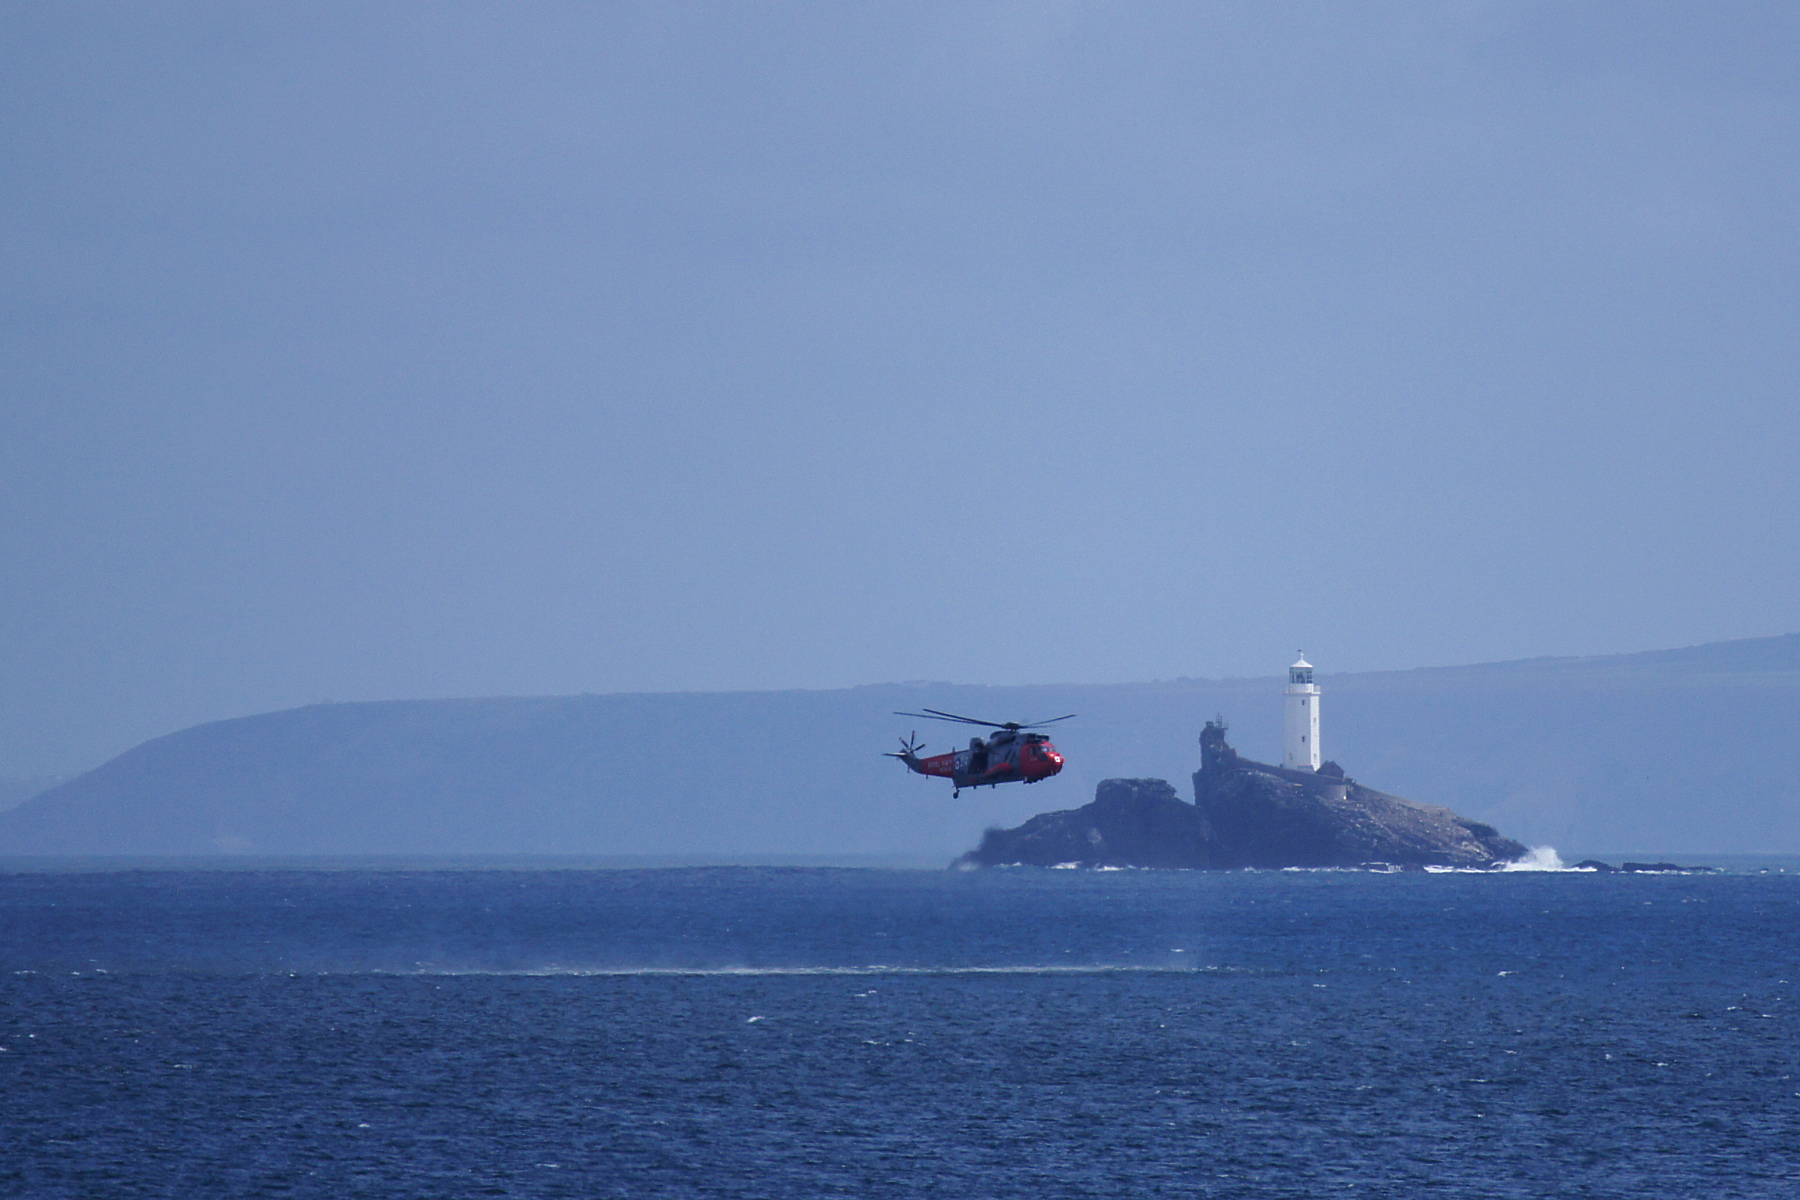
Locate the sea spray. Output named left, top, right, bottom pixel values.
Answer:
left=1502, top=845, right=1566, bottom=871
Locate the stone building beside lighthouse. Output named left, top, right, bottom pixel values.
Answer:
left=1283, top=653, right=1320, bottom=771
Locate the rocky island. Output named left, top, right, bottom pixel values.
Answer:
left=957, top=720, right=1527, bottom=870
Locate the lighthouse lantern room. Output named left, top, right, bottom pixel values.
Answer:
left=1283, top=653, right=1320, bottom=771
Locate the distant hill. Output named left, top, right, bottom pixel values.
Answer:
left=1, top=634, right=1796, bottom=859
left=0, top=777, right=62, bottom=813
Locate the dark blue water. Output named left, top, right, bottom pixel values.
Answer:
left=3, top=866, right=1798, bottom=1197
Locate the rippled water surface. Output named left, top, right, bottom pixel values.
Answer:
left=3, top=866, right=1798, bottom=1197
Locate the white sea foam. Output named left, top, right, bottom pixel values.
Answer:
left=1501, top=846, right=1567, bottom=872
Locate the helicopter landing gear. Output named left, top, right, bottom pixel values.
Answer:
left=952, top=787, right=960, bottom=798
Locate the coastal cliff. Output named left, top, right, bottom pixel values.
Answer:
left=958, top=722, right=1526, bottom=869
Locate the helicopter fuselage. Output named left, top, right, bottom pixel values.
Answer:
left=899, top=730, right=1065, bottom=793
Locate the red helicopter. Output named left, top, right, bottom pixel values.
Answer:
left=887, top=709, right=1073, bottom=797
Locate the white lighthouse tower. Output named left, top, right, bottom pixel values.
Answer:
left=1283, top=653, right=1320, bottom=771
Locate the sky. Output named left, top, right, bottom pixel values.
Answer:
left=3, top=2, right=1798, bottom=775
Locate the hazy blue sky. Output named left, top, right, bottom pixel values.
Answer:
left=4, top=2, right=1797, bottom=773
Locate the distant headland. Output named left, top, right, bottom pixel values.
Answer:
left=0, top=636, right=1792, bottom=858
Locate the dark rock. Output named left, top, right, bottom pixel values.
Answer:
left=957, top=779, right=1203, bottom=869
left=960, top=723, right=1527, bottom=870
left=1187, top=721, right=1525, bottom=868
left=1620, top=861, right=1713, bottom=873
left=1575, top=859, right=1616, bottom=872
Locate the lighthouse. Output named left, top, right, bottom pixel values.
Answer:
left=1283, top=653, right=1320, bottom=771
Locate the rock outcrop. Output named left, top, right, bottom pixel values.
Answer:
left=1574, top=859, right=1713, bottom=873
left=958, top=722, right=1526, bottom=869
left=958, top=778, right=1206, bottom=869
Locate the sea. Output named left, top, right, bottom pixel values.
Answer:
left=3, top=860, right=1798, bottom=1198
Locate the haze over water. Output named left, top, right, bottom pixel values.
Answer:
left=4, top=4, right=1798, bottom=779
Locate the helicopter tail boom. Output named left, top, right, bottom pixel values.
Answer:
left=885, top=733, right=959, bottom=779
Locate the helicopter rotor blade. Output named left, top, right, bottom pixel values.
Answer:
left=923, top=708, right=1001, bottom=725
left=892, top=709, right=1074, bottom=731
left=893, top=708, right=1008, bottom=728
left=1019, top=714, right=1077, bottom=729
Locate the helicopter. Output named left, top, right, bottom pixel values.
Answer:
left=886, top=709, right=1073, bottom=797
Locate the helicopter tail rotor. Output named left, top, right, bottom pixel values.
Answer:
left=884, top=732, right=927, bottom=773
